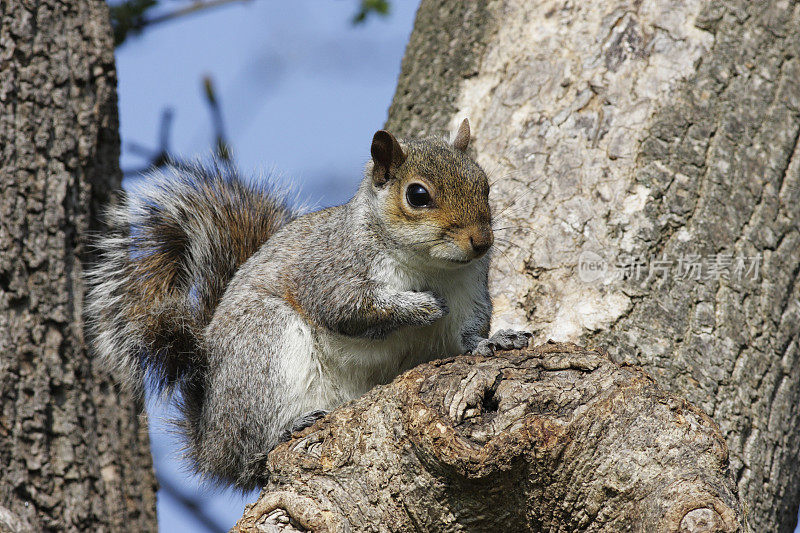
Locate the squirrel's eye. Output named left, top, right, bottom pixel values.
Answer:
left=406, top=184, right=431, bottom=208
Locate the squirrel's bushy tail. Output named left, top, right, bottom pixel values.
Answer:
left=86, top=162, right=294, bottom=396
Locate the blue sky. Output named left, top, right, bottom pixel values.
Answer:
left=113, top=1, right=420, bottom=530
left=117, top=0, right=420, bottom=205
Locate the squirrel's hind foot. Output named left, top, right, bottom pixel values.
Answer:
left=279, top=410, right=330, bottom=443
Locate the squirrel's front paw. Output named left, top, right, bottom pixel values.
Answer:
left=406, top=290, right=449, bottom=326
left=471, top=329, right=532, bottom=357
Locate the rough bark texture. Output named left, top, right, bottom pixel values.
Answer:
left=234, top=343, right=746, bottom=532
left=385, top=1, right=800, bottom=531
left=0, top=1, right=158, bottom=531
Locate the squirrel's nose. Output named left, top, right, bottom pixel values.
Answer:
left=468, top=227, right=493, bottom=258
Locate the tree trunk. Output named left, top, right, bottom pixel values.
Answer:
left=385, top=1, right=799, bottom=531
left=234, top=343, right=746, bottom=532
left=0, top=1, right=158, bottom=531
left=235, top=0, right=798, bottom=530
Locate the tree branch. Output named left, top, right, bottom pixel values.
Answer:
left=233, top=343, right=748, bottom=532
left=111, top=0, right=251, bottom=46
left=142, top=0, right=251, bottom=28
left=156, top=476, right=227, bottom=533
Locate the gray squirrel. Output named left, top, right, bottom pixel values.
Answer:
left=86, top=119, right=531, bottom=490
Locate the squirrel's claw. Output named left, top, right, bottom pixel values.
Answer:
left=280, top=409, right=330, bottom=443
left=471, top=329, right=531, bottom=357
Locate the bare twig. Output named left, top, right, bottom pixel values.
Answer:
left=157, top=475, right=227, bottom=533
left=202, top=75, right=232, bottom=161
left=142, top=0, right=251, bottom=29
left=123, top=75, right=235, bottom=178
left=123, top=108, right=174, bottom=177
left=112, top=0, right=251, bottom=46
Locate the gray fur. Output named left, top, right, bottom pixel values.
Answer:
left=86, top=135, right=514, bottom=491
left=86, top=162, right=293, bottom=399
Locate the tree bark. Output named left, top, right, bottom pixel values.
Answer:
left=385, top=1, right=799, bottom=531
left=235, top=0, right=798, bottom=530
left=0, top=1, right=158, bottom=531
left=234, top=343, right=746, bottom=532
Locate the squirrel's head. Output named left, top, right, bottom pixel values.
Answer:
left=368, top=119, right=493, bottom=268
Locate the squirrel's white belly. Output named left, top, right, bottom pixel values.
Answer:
left=277, top=259, right=486, bottom=411
left=309, top=262, right=481, bottom=404
left=312, top=322, right=460, bottom=404
left=272, top=295, right=463, bottom=414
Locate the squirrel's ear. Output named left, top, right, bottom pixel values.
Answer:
left=371, top=130, right=406, bottom=186
left=453, top=118, right=470, bottom=152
